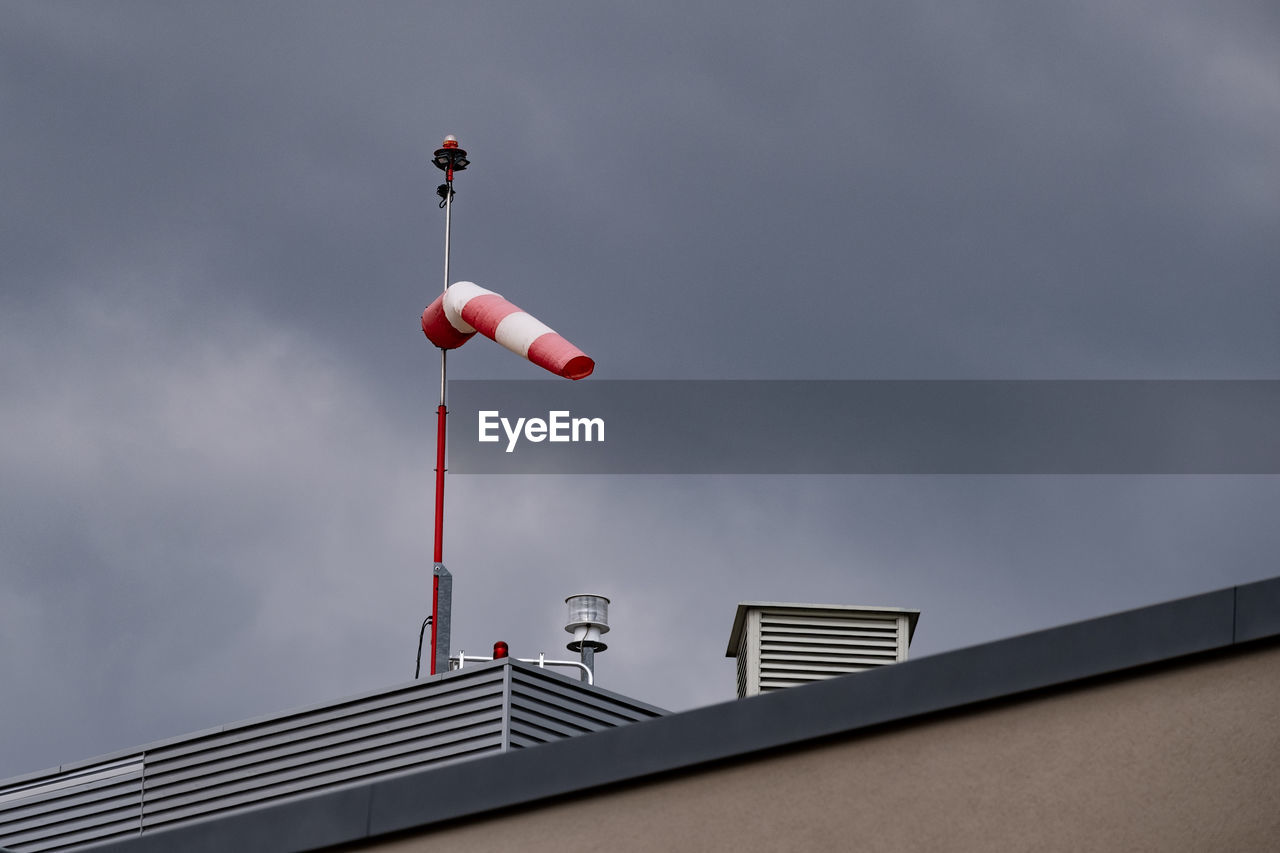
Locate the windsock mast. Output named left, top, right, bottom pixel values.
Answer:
left=425, top=135, right=468, bottom=677
left=413, top=136, right=594, bottom=680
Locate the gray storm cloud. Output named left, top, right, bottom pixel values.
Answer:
left=1, top=0, right=1277, bottom=779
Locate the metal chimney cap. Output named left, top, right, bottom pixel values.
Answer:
left=725, top=601, right=921, bottom=658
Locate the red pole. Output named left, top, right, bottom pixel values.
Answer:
left=430, top=401, right=446, bottom=673
left=434, top=403, right=447, bottom=563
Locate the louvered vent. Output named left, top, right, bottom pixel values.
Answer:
left=726, top=602, right=919, bottom=698
left=0, top=660, right=663, bottom=852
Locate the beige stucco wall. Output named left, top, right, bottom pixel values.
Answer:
left=359, top=643, right=1280, bottom=852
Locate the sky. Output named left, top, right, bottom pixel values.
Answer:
left=2, top=1, right=1278, bottom=780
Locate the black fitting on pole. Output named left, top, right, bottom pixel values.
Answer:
left=433, top=136, right=470, bottom=181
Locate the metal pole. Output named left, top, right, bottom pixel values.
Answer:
left=434, top=184, right=451, bottom=555
left=421, top=137, right=467, bottom=679
left=430, top=173, right=453, bottom=675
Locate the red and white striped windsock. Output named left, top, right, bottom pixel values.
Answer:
left=421, top=281, right=595, bottom=380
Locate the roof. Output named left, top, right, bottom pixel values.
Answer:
left=9, top=574, right=1279, bottom=853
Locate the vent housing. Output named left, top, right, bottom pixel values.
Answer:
left=0, top=659, right=664, bottom=852
left=726, top=602, right=919, bottom=698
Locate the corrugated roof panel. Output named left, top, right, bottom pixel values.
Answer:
left=506, top=666, right=663, bottom=749
left=0, top=660, right=663, bottom=851
left=0, top=757, right=143, bottom=853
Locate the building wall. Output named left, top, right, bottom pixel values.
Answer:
left=356, top=642, right=1280, bottom=853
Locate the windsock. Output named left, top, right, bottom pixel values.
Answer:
left=421, top=281, right=595, bottom=380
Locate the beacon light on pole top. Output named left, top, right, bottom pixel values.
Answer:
left=433, top=135, right=470, bottom=177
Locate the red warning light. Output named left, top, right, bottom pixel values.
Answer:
left=492, top=641, right=509, bottom=659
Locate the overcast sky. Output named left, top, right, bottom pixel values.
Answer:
left=2, top=1, right=1278, bottom=780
